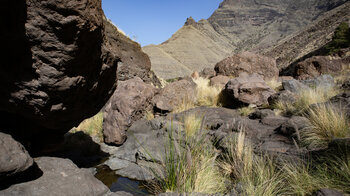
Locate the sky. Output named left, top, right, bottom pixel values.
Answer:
left=102, top=0, right=223, bottom=47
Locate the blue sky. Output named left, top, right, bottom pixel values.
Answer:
left=102, top=0, right=222, bottom=46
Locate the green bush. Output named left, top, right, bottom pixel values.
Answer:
left=326, top=22, right=350, bottom=54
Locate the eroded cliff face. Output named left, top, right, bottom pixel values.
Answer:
left=0, top=0, right=118, bottom=147
left=143, top=0, right=348, bottom=79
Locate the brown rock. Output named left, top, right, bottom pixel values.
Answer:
left=103, top=77, right=158, bottom=145
left=209, top=75, right=230, bottom=89
left=215, top=52, right=279, bottom=80
left=223, top=73, right=276, bottom=107
left=199, top=68, right=216, bottom=79
left=152, top=79, right=197, bottom=113
left=104, top=18, right=161, bottom=87
left=0, top=132, right=33, bottom=178
left=295, top=56, right=345, bottom=80
left=0, top=0, right=119, bottom=147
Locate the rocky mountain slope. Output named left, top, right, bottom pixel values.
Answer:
left=143, top=0, right=348, bottom=79
left=262, top=1, right=350, bottom=71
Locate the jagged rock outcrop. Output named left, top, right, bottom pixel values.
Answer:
left=143, top=0, right=348, bottom=79
left=0, top=0, right=119, bottom=148
left=103, top=77, right=158, bottom=145
left=214, top=52, right=279, bottom=80
left=104, top=18, right=161, bottom=87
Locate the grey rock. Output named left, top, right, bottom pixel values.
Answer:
left=210, top=75, right=231, bottom=89
left=200, top=68, right=217, bottom=79
left=282, top=79, right=309, bottom=93
left=0, top=157, right=109, bottom=196
left=0, top=132, right=33, bottom=178
left=327, top=92, right=350, bottom=117
left=103, top=77, right=158, bottom=145
left=107, top=191, right=133, bottom=196
left=301, top=75, right=335, bottom=90
left=276, top=116, right=311, bottom=137
left=268, top=90, right=298, bottom=106
left=249, top=109, right=276, bottom=120
left=313, top=188, right=344, bottom=196
left=261, top=116, right=289, bottom=127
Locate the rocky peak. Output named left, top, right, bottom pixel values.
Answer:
left=185, top=16, right=197, bottom=26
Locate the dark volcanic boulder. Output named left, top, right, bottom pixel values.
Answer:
left=0, top=132, right=33, bottom=178
left=0, top=0, right=119, bottom=147
left=0, top=157, right=110, bottom=196
left=104, top=18, right=161, bottom=87
left=222, top=73, right=276, bottom=107
left=215, top=52, right=279, bottom=80
left=103, top=77, right=158, bottom=145
left=294, top=56, right=346, bottom=80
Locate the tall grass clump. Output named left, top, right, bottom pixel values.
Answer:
left=70, top=112, right=103, bottom=141
left=219, top=130, right=286, bottom=196
left=238, top=107, right=255, bottom=116
left=150, top=114, right=226, bottom=194
left=172, top=96, right=196, bottom=114
left=275, top=85, right=339, bottom=115
left=193, top=77, right=222, bottom=107
left=301, top=104, right=350, bottom=149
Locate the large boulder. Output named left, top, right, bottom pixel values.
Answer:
left=294, top=56, right=344, bottom=80
left=214, top=52, right=279, bottom=80
left=222, top=73, right=276, bottom=107
left=0, top=0, right=118, bottom=147
left=0, top=132, right=33, bottom=179
left=0, top=157, right=111, bottom=196
left=209, top=75, right=231, bottom=89
left=103, top=77, right=158, bottom=145
left=104, top=18, right=161, bottom=87
left=152, top=79, right=197, bottom=113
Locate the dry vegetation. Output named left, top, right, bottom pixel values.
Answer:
left=70, top=112, right=103, bottom=141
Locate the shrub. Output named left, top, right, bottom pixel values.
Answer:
left=326, top=22, right=350, bottom=55
left=301, top=103, right=350, bottom=149
left=266, top=79, right=282, bottom=92
left=193, top=77, right=222, bottom=107
left=238, top=107, right=255, bottom=116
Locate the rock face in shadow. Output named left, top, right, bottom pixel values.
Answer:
left=0, top=132, right=33, bottom=179
left=103, top=18, right=161, bottom=87
left=0, top=0, right=119, bottom=147
left=103, top=77, right=158, bottom=145
left=0, top=157, right=110, bottom=196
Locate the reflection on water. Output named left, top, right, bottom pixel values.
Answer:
left=95, top=165, right=149, bottom=195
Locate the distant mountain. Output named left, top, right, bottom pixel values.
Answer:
left=143, top=0, right=348, bottom=79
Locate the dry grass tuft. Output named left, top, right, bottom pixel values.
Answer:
left=266, top=79, right=282, bottom=92
left=193, top=77, right=222, bottom=107
left=70, top=112, right=103, bottom=141
left=301, top=103, right=350, bottom=149
left=238, top=107, right=255, bottom=116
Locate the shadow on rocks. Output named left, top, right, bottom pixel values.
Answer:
left=38, top=131, right=110, bottom=168
left=0, top=162, right=43, bottom=191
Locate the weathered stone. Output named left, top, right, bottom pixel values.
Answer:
left=0, top=157, right=110, bottom=196
left=326, top=92, right=350, bottom=116
left=103, top=77, right=158, bottom=145
left=295, top=56, right=344, bottom=80
left=215, top=52, right=279, bottom=80
left=0, top=0, right=118, bottom=148
left=301, top=75, right=335, bottom=90
left=199, top=68, right=216, bottom=79
left=313, top=188, right=344, bottom=196
left=223, top=73, right=275, bottom=107
left=276, top=116, right=311, bottom=137
left=0, top=132, right=33, bottom=178
left=152, top=79, right=197, bottom=113
left=268, top=90, right=298, bottom=106
left=209, top=75, right=231, bottom=89
left=282, top=79, right=309, bottom=93
left=104, top=18, right=161, bottom=87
